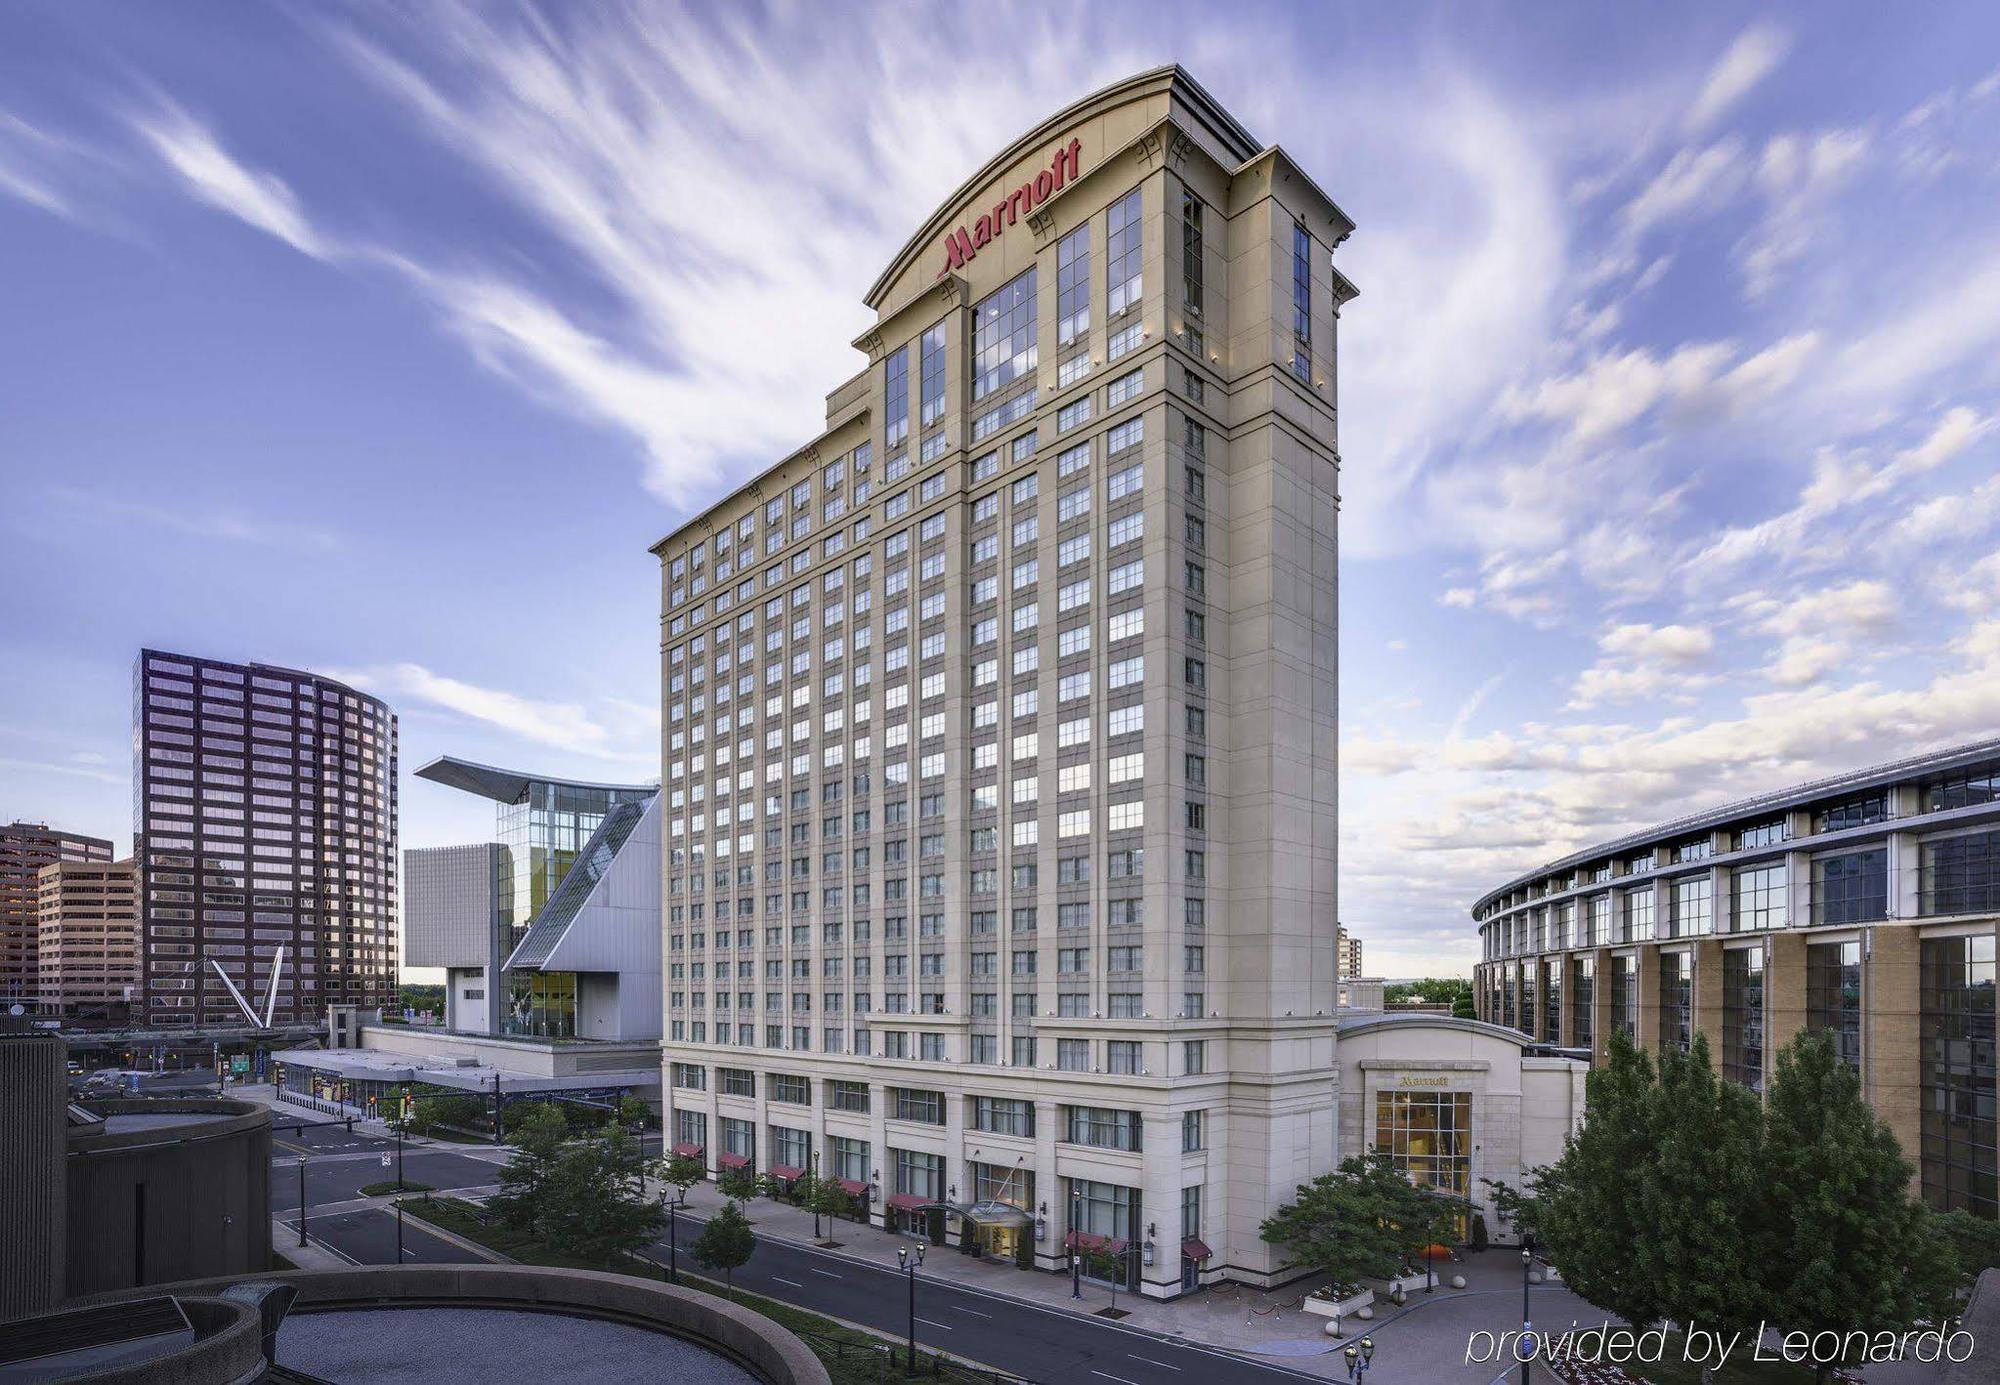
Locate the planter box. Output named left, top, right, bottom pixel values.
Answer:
left=1370, top=1272, right=1431, bottom=1298
left=1302, top=1286, right=1374, bottom=1329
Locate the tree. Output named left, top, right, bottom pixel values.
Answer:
left=1934, top=1208, right=2000, bottom=1293
left=1761, top=1029, right=1956, bottom=1378
left=535, top=1126, right=664, bottom=1264
left=691, top=1199, right=757, bottom=1299
left=1631, top=1034, right=1769, bottom=1340
left=804, top=1173, right=852, bottom=1234
left=1534, top=1030, right=1667, bottom=1330
left=1451, top=992, right=1477, bottom=1020
left=717, top=1165, right=760, bottom=1201
left=659, top=1151, right=706, bottom=1204
left=618, top=1095, right=652, bottom=1129
left=1261, top=1152, right=1459, bottom=1293
left=488, top=1102, right=569, bottom=1233
left=1085, top=1246, right=1128, bottom=1313
left=1480, top=1174, right=1542, bottom=1243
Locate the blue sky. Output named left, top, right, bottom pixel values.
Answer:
left=3, top=3, right=1998, bottom=978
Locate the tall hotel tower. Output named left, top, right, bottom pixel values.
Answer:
left=653, top=68, right=1351, bottom=1298
left=134, top=650, right=398, bottom=1026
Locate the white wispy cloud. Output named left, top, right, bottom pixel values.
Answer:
left=337, top=661, right=658, bottom=769
left=1683, top=24, right=1791, bottom=135
left=46, top=486, right=342, bottom=552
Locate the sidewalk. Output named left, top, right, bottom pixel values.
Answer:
left=645, top=1175, right=1442, bottom=1377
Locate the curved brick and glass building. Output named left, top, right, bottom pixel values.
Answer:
left=654, top=67, right=1354, bottom=1298
left=1471, top=737, right=2000, bottom=1217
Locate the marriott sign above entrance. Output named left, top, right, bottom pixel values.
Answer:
left=936, top=137, right=1084, bottom=279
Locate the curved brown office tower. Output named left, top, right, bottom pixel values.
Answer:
left=134, top=650, right=398, bottom=1027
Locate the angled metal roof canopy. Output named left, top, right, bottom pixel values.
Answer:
left=415, top=755, right=656, bottom=805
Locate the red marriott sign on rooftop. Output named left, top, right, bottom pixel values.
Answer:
left=936, top=138, right=1083, bottom=279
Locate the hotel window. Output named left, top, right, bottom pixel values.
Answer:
left=1182, top=1109, right=1204, bottom=1152
left=1813, top=849, right=1886, bottom=925
left=1807, top=940, right=1862, bottom=1073
left=1815, top=793, right=1889, bottom=834
left=1107, top=189, right=1143, bottom=317
left=1622, top=887, right=1654, bottom=943
left=885, top=346, right=910, bottom=448
left=770, top=1125, right=810, bottom=1171
left=972, top=1096, right=1035, bottom=1138
left=1920, top=934, right=1997, bottom=1217
left=1107, top=1041, right=1141, bottom=1075
left=831, top=1135, right=870, bottom=1184
left=1057, top=222, right=1091, bottom=346
left=891, top=1087, right=944, bottom=1124
left=1670, top=875, right=1713, bottom=938
left=1520, top=964, right=1538, bottom=1038
left=1732, top=862, right=1789, bottom=932
left=1066, top=1105, right=1142, bottom=1151
left=974, top=267, right=1038, bottom=401
left=1290, top=218, right=1312, bottom=382
left=1057, top=1037, right=1089, bottom=1071
left=1922, top=829, right=2000, bottom=916
left=1543, top=959, right=1561, bottom=1039
left=919, top=320, right=947, bottom=429
left=1659, top=951, right=1692, bottom=1057
left=1374, top=1090, right=1472, bottom=1208
left=1925, top=763, right=2000, bottom=811
left=1569, top=955, right=1594, bottom=1051
left=1734, top=818, right=1791, bottom=852
left=1612, top=956, right=1637, bottom=1038
left=1721, top=947, right=1765, bottom=1093
left=1673, top=837, right=1714, bottom=864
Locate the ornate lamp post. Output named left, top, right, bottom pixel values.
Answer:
left=1343, top=1335, right=1375, bottom=1382
left=296, top=1155, right=308, bottom=1248
left=1521, top=1236, right=1536, bottom=1384
left=810, top=1148, right=822, bottom=1240
left=897, top=1242, right=926, bottom=1374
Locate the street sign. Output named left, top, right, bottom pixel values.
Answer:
left=380, top=1154, right=391, bottom=1168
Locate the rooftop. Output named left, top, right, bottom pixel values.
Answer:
left=414, top=754, right=656, bottom=805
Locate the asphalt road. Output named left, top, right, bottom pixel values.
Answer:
left=272, top=1144, right=507, bottom=1212
left=644, top=1210, right=1324, bottom=1385
left=295, top=1207, right=489, bottom=1268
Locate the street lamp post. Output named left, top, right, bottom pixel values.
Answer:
left=296, top=1155, right=308, bottom=1248
left=810, top=1149, right=822, bottom=1241
left=1068, top=1185, right=1083, bottom=1300
left=396, top=1196, right=405, bottom=1263
left=657, top=1186, right=672, bottom=1282
left=1342, top=1335, right=1375, bottom=1383
left=1521, top=1236, right=1535, bottom=1385
left=668, top=1199, right=679, bottom=1283
left=897, top=1242, right=925, bottom=1375
left=1426, top=1240, right=1435, bottom=1295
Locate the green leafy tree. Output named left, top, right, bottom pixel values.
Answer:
left=617, top=1095, right=652, bottom=1129
left=717, top=1165, right=760, bottom=1200
left=535, top=1126, right=664, bottom=1263
left=1085, top=1246, right=1128, bottom=1312
left=1451, top=992, right=1477, bottom=1020
left=487, top=1102, right=571, bottom=1233
left=804, top=1173, right=851, bottom=1233
left=1261, top=1152, right=1458, bottom=1293
left=1934, top=1207, right=2000, bottom=1292
left=1761, top=1029, right=1956, bottom=1377
left=1632, top=1034, right=1770, bottom=1340
left=690, top=1199, right=757, bottom=1299
left=659, top=1151, right=706, bottom=1204
left=1480, top=1174, right=1542, bottom=1243
left=1534, top=1030, right=1666, bottom=1329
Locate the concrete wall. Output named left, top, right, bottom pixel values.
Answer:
left=65, top=1099, right=271, bottom=1299
left=0, top=1028, right=67, bottom=1319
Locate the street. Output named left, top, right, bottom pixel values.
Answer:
left=641, top=1208, right=1329, bottom=1385
left=298, top=1208, right=490, bottom=1268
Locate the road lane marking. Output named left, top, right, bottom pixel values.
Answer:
left=773, top=1276, right=805, bottom=1288
left=916, top=1318, right=953, bottom=1330
left=1089, top=1373, right=1141, bottom=1385
left=1128, top=1356, right=1181, bottom=1371
left=951, top=1306, right=992, bottom=1318
left=810, top=1268, right=842, bottom=1279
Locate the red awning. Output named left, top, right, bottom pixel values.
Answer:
left=885, top=1193, right=929, bottom=1212
left=1181, top=1237, right=1213, bottom=1261
left=768, top=1164, right=804, bottom=1182
left=717, top=1152, right=751, bottom=1170
left=835, top=1177, right=869, bottom=1197
left=670, top=1142, right=705, bottom=1159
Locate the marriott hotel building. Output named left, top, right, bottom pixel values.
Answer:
left=1473, top=738, right=2000, bottom=1220
left=653, top=68, right=1352, bottom=1297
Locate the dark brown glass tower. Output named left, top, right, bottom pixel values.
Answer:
left=133, top=650, right=398, bottom=1026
